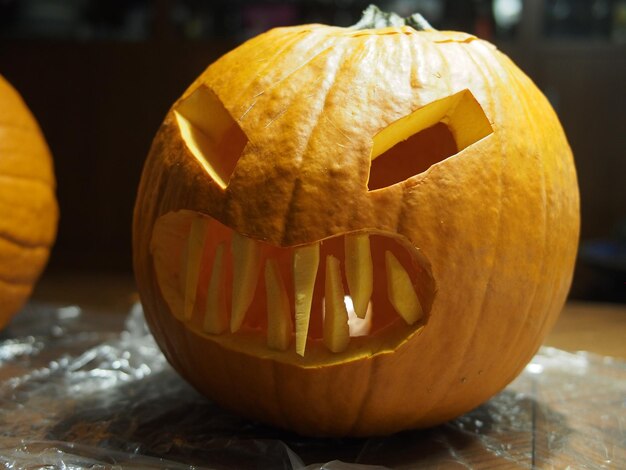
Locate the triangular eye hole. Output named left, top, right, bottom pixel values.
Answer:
left=174, top=86, right=248, bottom=189
left=367, top=89, right=493, bottom=191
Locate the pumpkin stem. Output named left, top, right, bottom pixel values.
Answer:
left=351, top=4, right=434, bottom=31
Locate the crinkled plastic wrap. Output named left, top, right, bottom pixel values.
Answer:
left=0, top=303, right=624, bottom=469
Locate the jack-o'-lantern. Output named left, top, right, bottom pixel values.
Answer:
left=0, top=75, right=58, bottom=329
left=133, top=6, right=579, bottom=436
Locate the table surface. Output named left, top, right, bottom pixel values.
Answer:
left=31, top=271, right=626, bottom=359
left=15, top=272, right=626, bottom=468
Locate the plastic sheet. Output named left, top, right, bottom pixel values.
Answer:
left=0, top=302, right=624, bottom=469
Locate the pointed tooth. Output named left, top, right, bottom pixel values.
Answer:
left=324, top=255, right=350, bottom=353
left=344, top=233, right=373, bottom=319
left=183, top=217, right=208, bottom=321
left=230, top=232, right=262, bottom=333
left=385, top=251, right=423, bottom=325
left=293, top=243, right=320, bottom=356
left=203, top=242, right=228, bottom=334
left=265, top=259, right=292, bottom=351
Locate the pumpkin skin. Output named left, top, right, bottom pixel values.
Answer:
left=0, top=76, right=58, bottom=329
left=133, top=11, right=579, bottom=437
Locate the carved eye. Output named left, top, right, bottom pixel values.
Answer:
left=367, top=89, right=493, bottom=191
left=174, top=86, right=248, bottom=189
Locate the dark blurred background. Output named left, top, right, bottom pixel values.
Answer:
left=1, top=0, right=625, bottom=301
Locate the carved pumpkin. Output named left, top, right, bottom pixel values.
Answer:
left=133, top=7, right=579, bottom=436
left=0, top=75, right=58, bottom=329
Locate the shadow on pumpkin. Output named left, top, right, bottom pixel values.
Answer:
left=47, top=367, right=570, bottom=468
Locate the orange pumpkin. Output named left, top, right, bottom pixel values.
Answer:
left=133, top=7, right=579, bottom=436
left=0, top=76, right=58, bottom=329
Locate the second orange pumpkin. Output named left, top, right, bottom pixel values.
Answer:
left=0, top=75, right=58, bottom=329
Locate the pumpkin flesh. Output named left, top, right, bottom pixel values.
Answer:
left=151, top=210, right=434, bottom=362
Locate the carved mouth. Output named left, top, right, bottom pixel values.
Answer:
left=151, top=211, right=434, bottom=362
